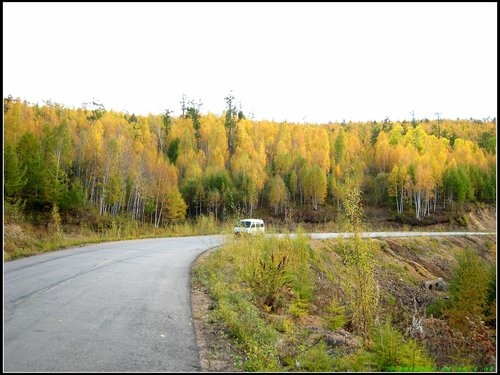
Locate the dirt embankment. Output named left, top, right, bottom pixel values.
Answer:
left=465, top=205, right=497, bottom=232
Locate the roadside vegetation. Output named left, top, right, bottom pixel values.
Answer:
left=192, top=232, right=496, bottom=372
left=192, top=178, right=496, bottom=372
left=3, top=205, right=235, bottom=261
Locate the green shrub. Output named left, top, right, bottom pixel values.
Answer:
left=295, top=340, right=337, bottom=372
left=426, top=298, right=450, bottom=319
left=371, top=320, right=434, bottom=371
left=250, top=242, right=293, bottom=312
left=340, top=236, right=379, bottom=343
left=335, top=348, right=375, bottom=372
left=288, top=298, right=309, bottom=318
left=325, top=299, right=347, bottom=330
left=446, top=249, right=491, bottom=330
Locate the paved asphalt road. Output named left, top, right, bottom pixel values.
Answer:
left=3, top=231, right=495, bottom=372
left=3, top=236, right=224, bottom=372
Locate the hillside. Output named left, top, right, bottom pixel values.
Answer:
left=3, top=98, right=496, bottom=243
left=191, top=209, right=496, bottom=372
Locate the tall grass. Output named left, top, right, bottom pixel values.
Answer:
left=3, top=214, right=230, bottom=261
left=192, top=234, right=450, bottom=372
left=192, top=232, right=316, bottom=371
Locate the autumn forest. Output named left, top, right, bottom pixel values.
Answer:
left=3, top=95, right=497, bottom=229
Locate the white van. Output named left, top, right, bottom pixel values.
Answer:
left=234, top=219, right=265, bottom=235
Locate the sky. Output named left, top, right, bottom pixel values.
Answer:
left=3, top=2, right=497, bottom=124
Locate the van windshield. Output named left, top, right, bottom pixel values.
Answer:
left=241, top=221, right=251, bottom=228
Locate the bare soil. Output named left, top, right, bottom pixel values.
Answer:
left=192, top=283, right=243, bottom=372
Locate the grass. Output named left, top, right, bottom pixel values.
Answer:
left=193, top=234, right=423, bottom=371
left=193, top=233, right=317, bottom=371
left=193, top=233, right=497, bottom=372
left=3, top=213, right=232, bottom=261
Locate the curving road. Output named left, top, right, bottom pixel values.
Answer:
left=3, top=236, right=224, bottom=372
left=3, top=232, right=495, bottom=372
